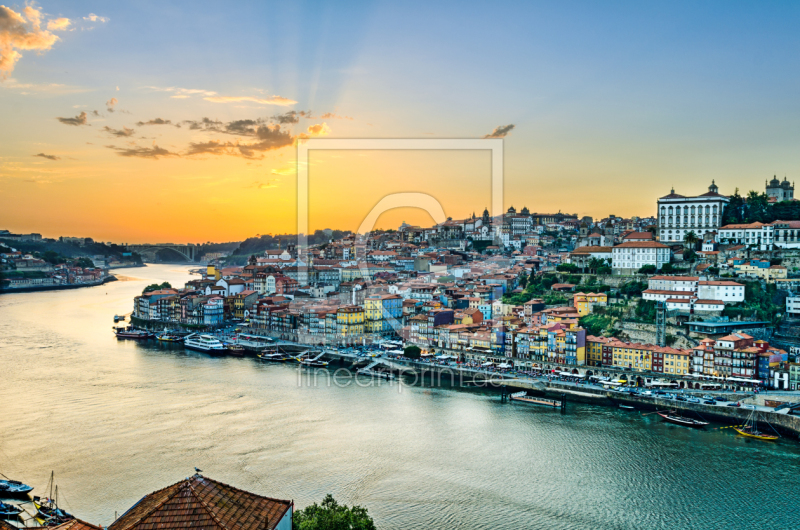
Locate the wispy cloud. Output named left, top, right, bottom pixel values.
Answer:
left=102, top=125, right=134, bottom=137
left=33, top=153, right=60, bottom=161
left=204, top=95, right=297, bottom=106
left=319, top=112, right=353, bottom=120
left=57, top=111, right=89, bottom=126
left=83, top=13, right=108, bottom=23
left=105, top=143, right=177, bottom=159
left=142, top=86, right=217, bottom=98
left=484, top=124, right=515, bottom=138
left=0, top=4, right=60, bottom=77
left=106, top=97, right=118, bottom=112
left=136, top=118, right=174, bottom=126
left=0, top=77, right=88, bottom=94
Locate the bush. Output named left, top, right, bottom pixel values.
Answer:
left=403, top=345, right=422, bottom=359
left=293, top=494, right=375, bottom=530
left=556, top=263, right=579, bottom=273
left=660, top=263, right=675, bottom=273
left=638, top=265, right=657, bottom=274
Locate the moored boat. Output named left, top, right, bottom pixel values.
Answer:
left=0, top=479, right=34, bottom=497
left=509, top=391, right=562, bottom=408
left=257, top=352, right=292, bottom=362
left=356, top=368, right=395, bottom=380
left=225, top=344, right=246, bottom=356
left=114, top=327, right=154, bottom=340
left=156, top=331, right=184, bottom=343
left=734, top=410, right=780, bottom=441
left=619, top=404, right=636, bottom=410
left=184, top=334, right=226, bottom=354
left=0, top=501, right=23, bottom=518
left=657, top=412, right=708, bottom=428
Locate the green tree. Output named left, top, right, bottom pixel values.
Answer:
left=293, top=495, right=375, bottom=530
left=637, top=264, right=656, bottom=275
left=556, top=263, right=579, bottom=273
left=683, top=231, right=699, bottom=251
left=518, top=271, right=528, bottom=289
left=403, top=345, right=422, bottom=359
left=75, top=257, right=95, bottom=268
left=143, top=281, right=172, bottom=294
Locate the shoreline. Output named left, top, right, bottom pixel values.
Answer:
left=0, top=275, right=117, bottom=294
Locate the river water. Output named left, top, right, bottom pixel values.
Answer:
left=1, top=264, right=799, bottom=530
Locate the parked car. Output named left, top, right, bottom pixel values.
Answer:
left=703, top=399, right=716, bottom=405
left=714, top=396, right=727, bottom=402
left=701, top=394, right=714, bottom=400
left=687, top=397, right=701, bottom=404
left=727, top=402, right=741, bottom=407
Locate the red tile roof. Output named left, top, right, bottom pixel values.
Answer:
left=109, top=474, right=292, bottom=530
left=49, top=520, right=103, bottom=530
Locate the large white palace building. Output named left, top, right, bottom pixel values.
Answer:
left=657, top=181, right=730, bottom=244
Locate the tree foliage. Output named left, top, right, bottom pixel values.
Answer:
left=722, top=188, right=800, bottom=225
left=293, top=494, right=376, bottom=530
left=403, top=345, right=422, bottom=358
left=143, top=281, right=172, bottom=293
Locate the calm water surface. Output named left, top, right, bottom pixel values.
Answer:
left=1, top=264, right=799, bottom=530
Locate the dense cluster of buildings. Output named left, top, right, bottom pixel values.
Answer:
left=1, top=248, right=107, bottom=290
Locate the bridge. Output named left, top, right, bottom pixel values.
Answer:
left=126, top=243, right=199, bottom=262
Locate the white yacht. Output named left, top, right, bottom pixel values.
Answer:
left=184, top=334, right=225, bottom=353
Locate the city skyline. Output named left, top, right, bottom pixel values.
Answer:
left=3, top=1, right=800, bottom=243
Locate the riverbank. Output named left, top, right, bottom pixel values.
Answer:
left=0, top=274, right=116, bottom=294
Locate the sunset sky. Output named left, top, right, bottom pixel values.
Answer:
left=3, top=1, right=800, bottom=243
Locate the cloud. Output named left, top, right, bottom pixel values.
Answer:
left=0, top=4, right=60, bottom=77
left=272, top=110, right=312, bottom=124
left=484, top=124, right=515, bottom=138
left=83, top=14, right=108, bottom=23
left=57, top=111, right=89, bottom=126
left=136, top=118, right=172, bottom=126
left=186, top=125, right=294, bottom=159
left=102, top=125, right=135, bottom=137
left=184, top=117, right=223, bottom=131
left=47, top=18, right=71, bottom=31
left=304, top=123, right=330, bottom=136
left=105, top=143, right=177, bottom=159
left=106, top=97, right=117, bottom=112
left=143, top=85, right=216, bottom=98
left=1, top=77, right=87, bottom=94
left=204, top=95, right=297, bottom=106
left=33, top=153, right=59, bottom=160
left=319, top=112, right=352, bottom=120
left=247, top=180, right=279, bottom=189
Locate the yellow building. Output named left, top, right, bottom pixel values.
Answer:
left=662, top=350, right=690, bottom=375
left=612, top=341, right=653, bottom=372
left=573, top=292, right=608, bottom=316
left=207, top=264, right=222, bottom=281
left=336, top=305, right=365, bottom=337
left=586, top=336, right=612, bottom=366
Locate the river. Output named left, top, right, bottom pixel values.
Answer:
left=1, top=264, right=799, bottom=530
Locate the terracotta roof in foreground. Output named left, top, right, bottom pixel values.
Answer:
left=109, top=474, right=292, bottom=530
left=49, top=520, right=103, bottom=530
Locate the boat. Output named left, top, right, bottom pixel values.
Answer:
left=0, top=501, right=23, bottom=518
left=509, top=391, right=562, bottom=408
left=113, top=314, right=125, bottom=322
left=297, top=358, right=329, bottom=367
left=257, top=351, right=292, bottom=362
left=657, top=411, right=708, bottom=428
left=156, top=331, right=184, bottom=343
left=0, top=478, right=33, bottom=497
left=224, top=344, right=246, bottom=356
left=114, top=327, right=154, bottom=340
left=184, top=334, right=226, bottom=354
left=619, top=404, right=636, bottom=410
left=34, top=473, right=74, bottom=526
left=734, top=410, right=780, bottom=441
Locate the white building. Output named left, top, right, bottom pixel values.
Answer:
left=697, top=280, right=745, bottom=302
left=647, top=275, right=698, bottom=292
left=787, top=296, right=800, bottom=317
left=718, top=222, right=774, bottom=250
left=657, top=181, right=729, bottom=243
left=611, top=241, right=671, bottom=274
left=769, top=220, right=800, bottom=249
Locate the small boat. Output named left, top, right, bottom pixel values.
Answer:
left=36, top=503, right=74, bottom=526
left=113, top=314, right=125, bottom=322
left=297, top=358, right=329, bottom=367
left=657, top=411, right=708, bottom=428
left=114, top=328, right=154, bottom=340
left=734, top=410, right=780, bottom=441
left=156, top=332, right=184, bottom=343
left=619, top=404, right=636, bottom=410
left=257, top=352, right=292, bottom=362
left=0, top=501, right=23, bottom=518
left=225, top=344, right=246, bottom=356
left=0, top=479, right=33, bottom=497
